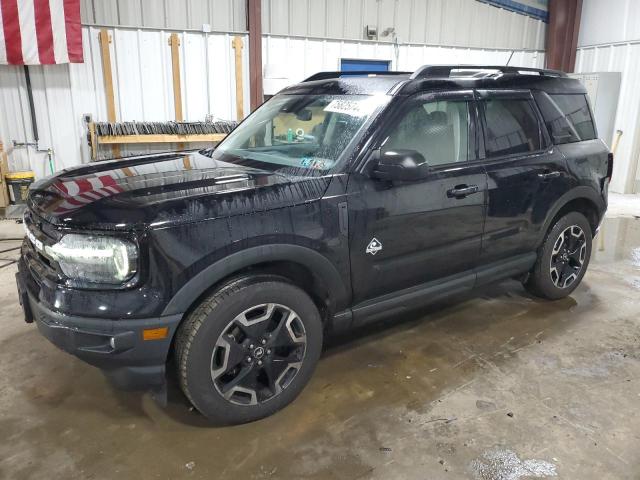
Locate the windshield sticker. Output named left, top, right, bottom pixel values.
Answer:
left=299, top=157, right=328, bottom=170
left=324, top=99, right=368, bottom=116
left=324, top=95, right=387, bottom=117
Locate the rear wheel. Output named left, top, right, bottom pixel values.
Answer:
left=174, top=275, right=323, bottom=424
left=525, top=212, right=592, bottom=299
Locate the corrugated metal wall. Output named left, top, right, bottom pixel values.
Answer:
left=263, top=35, right=544, bottom=85
left=80, top=0, right=247, bottom=32
left=575, top=0, right=640, bottom=194
left=578, top=0, right=640, bottom=48
left=576, top=44, right=640, bottom=194
left=1, top=0, right=547, bottom=179
left=0, top=27, right=249, bottom=178
left=262, top=0, right=546, bottom=50
left=80, top=0, right=546, bottom=50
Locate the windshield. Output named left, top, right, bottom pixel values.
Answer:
left=211, top=94, right=390, bottom=175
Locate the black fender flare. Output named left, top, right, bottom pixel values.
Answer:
left=536, top=186, right=606, bottom=246
left=162, top=244, right=350, bottom=316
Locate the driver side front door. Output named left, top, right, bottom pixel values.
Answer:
left=347, top=91, right=487, bottom=325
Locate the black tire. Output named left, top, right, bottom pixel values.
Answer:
left=174, top=275, right=323, bottom=425
left=525, top=212, right=592, bottom=300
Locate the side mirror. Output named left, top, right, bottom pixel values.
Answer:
left=372, top=149, right=430, bottom=181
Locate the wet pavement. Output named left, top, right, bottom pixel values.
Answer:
left=1, top=216, right=639, bottom=479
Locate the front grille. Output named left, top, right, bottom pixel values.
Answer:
left=22, top=209, right=61, bottom=283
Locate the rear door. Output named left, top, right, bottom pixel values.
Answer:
left=347, top=91, right=487, bottom=306
left=477, top=89, right=571, bottom=267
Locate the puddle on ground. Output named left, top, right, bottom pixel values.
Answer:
left=0, top=217, right=639, bottom=479
left=470, top=448, right=557, bottom=480
left=591, top=216, right=640, bottom=266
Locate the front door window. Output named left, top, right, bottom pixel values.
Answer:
left=382, top=99, right=470, bottom=167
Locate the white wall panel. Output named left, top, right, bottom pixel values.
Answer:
left=408, top=0, right=427, bottom=43
left=166, top=1, right=190, bottom=30
left=137, top=31, right=172, bottom=120
left=262, top=0, right=546, bottom=51
left=118, top=0, right=143, bottom=26
left=0, top=67, right=33, bottom=172
left=326, top=0, right=345, bottom=39
left=0, top=26, right=247, bottom=178
left=211, top=0, right=233, bottom=31
left=82, top=0, right=247, bottom=32
left=113, top=29, right=144, bottom=120
left=187, top=0, right=209, bottom=30
left=263, top=34, right=544, bottom=85
left=182, top=33, right=209, bottom=121
left=576, top=43, right=640, bottom=193
left=579, top=0, right=640, bottom=47
left=344, top=0, right=363, bottom=40
left=93, top=0, right=119, bottom=25
left=289, top=0, right=308, bottom=37
left=140, top=0, right=166, bottom=29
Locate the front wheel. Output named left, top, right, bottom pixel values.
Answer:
left=524, top=212, right=592, bottom=300
left=174, top=275, right=323, bottom=424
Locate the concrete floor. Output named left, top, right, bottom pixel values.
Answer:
left=1, top=215, right=639, bottom=480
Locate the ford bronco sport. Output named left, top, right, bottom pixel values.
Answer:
left=16, top=65, right=611, bottom=424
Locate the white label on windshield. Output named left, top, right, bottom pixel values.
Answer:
left=324, top=96, right=385, bottom=117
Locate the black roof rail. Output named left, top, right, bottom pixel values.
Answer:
left=410, top=65, right=568, bottom=79
left=303, top=71, right=412, bottom=82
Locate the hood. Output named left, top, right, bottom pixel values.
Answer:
left=28, top=151, right=331, bottom=230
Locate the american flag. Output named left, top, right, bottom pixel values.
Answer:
left=0, top=0, right=82, bottom=65
left=51, top=174, right=123, bottom=213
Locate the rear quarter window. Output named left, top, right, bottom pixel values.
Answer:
left=481, top=98, right=542, bottom=158
left=534, top=92, right=597, bottom=144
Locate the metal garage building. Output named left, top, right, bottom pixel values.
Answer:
left=1, top=0, right=547, bottom=178
left=0, top=0, right=638, bottom=190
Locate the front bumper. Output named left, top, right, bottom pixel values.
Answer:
left=16, top=269, right=182, bottom=391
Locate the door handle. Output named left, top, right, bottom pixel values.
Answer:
left=538, top=170, right=561, bottom=180
left=447, top=184, right=480, bottom=199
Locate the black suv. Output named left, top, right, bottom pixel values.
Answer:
left=16, top=65, right=611, bottom=424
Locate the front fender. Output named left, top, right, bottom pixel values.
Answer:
left=162, top=244, right=349, bottom=316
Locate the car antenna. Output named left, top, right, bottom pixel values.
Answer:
left=506, top=50, right=514, bottom=66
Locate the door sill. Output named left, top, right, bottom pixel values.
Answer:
left=346, top=252, right=536, bottom=329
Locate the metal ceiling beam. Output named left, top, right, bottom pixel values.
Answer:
left=546, top=0, right=583, bottom=72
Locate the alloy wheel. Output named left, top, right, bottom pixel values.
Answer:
left=210, top=303, right=307, bottom=406
left=549, top=225, right=587, bottom=289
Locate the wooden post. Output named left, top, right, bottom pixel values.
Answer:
left=168, top=33, right=186, bottom=154
left=247, top=0, right=263, bottom=111
left=232, top=36, right=244, bottom=120
left=169, top=33, right=183, bottom=122
left=98, top=29, right=120, bottom=158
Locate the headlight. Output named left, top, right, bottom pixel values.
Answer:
left=45, top=234, right=138, bottom=285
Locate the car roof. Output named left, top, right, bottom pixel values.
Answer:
left=279, top=65, right=587, bottom=96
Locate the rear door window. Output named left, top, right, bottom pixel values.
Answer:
left=481, top=98, right=542, bottom=158
left=533, top=92, right=596, bottom=143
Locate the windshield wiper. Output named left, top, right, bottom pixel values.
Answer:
left=198, top=147, right=215, bottom=157
left=244, top=166, right=292, bottom=180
